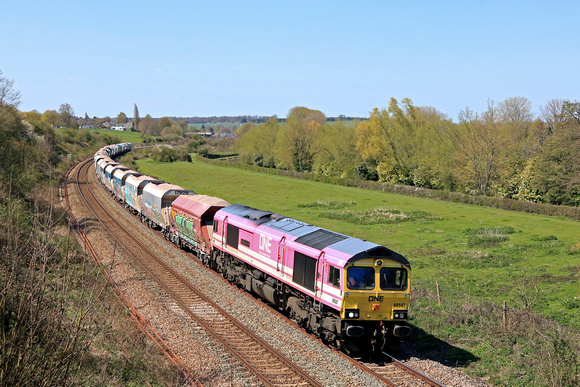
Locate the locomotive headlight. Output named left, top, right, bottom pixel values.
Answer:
left=393, top=310, right=408, bottom=319
left=345, top=308, right=360, bottom=319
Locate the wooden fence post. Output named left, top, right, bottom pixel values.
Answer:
left=436, top=281, right=441, bottom=306
left=503, top=301, right=507, bottom=331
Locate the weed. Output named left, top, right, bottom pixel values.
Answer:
left=531, top=234, right=558, bottom=241
left=322, top=207, right=441, bottom=225
left=297, top=200, right=356, bottom=209
left=463, top=226, right=516, bottom=246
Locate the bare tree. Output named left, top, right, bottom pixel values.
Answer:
left=540, top=98, right=566, bottom=132
left=457, top=102, right=505, bottom=195
left=498, top=96, right=533, bottom=123
left=0, top=70, right=21, bottom=108
left=57, top=103, right=75, bottom=128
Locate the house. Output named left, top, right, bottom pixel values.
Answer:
left=111, top=121, right=133, bottom=131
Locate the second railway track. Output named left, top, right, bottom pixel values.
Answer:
left=74, top=158, right=322, bottom=387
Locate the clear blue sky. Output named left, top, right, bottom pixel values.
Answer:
left=2, top=1, right=578, bottom=121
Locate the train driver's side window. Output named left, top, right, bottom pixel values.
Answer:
left=328, top=265, right=341, bottom=288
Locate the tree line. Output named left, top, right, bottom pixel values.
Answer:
left=234, top=99, right=580, bottom=206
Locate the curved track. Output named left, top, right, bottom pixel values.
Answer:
left=74, top=158, right=322, bottom=387
left=356, top=354, right=445, bottom=387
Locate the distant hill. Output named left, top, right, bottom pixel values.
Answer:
left=169, top=115, right=365, bottom=124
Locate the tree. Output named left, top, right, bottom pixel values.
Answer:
left=540, top=99, right=566, bottom=133
left=355, top=98, right=419, bottom=184
left=139, top=114, right=161, bottom=136
left=456, top=102, right=505, bottom=196
left=160, top=117, right=171, bottom=129
left=41, top=110, right=58, bottom=127
left=117, top=112, right=128, bottom=124
left=57, top=103, right=75, bottom=128
left=412, top=106, right=460, bottom=190
left=0, top=70, right=21, bottom=108
left=275, top=107, right=325, bottom=171
left=562, top=100, right=580, bottom=125
left=496, top=97, right=534, bottom=194
left=161, top=123, right=184, bottom=141
left=498, top=97, right=533, bottom=123
left=528, top=106, right=580, bottom=205
left=356, top=98, right=458, bottom=189
left=235, top=117, right=279, bottom=167
left=530, top=118, right=551, bottom=150
left=133, top=104, right=140, bottom=132
left=312, top=121, right=359, bottom=178
left=236, top=122, right=256, bottom=137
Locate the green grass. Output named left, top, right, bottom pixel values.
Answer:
left=86, top=128, right=144, bottom=143
left=135, top=157, right=580, bottom=384
left=55, top=128, right=145, bottom=144
left=135, top=157, right=580, bottom=326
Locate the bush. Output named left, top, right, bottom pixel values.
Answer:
left=150, top=145, right=191, bottom=162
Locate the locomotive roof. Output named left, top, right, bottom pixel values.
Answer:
left=220, top=204, right=410, bottom=267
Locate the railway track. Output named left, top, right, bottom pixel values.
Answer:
left=355, top=353, right=445, bottom=387
left=72, top=154, right=452, bottom=386
left=74, top=158, right=322, bottom=387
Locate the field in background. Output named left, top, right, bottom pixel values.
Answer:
left=88, top=128, right=144, bottom=143
left=134, top=156, right=580, bottom=384
left=135, top=157, right=580, bottom=327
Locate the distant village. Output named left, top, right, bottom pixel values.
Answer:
left=79, top=118, right=133, bottom=131
left=78, top=116, right=238, bottom=139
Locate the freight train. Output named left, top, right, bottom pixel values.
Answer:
left=94, top=143, right=411, bottom=355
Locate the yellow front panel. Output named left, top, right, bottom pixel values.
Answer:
left=342, top=291, right=409, bottom=321
left=342, top=259, right=410, bottom=321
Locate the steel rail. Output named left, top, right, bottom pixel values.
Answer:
left=78, top=158, right=321, bottom=387
left=382, top=352, right=445, bottom=387
left=67, top=159, right=201, bottom=386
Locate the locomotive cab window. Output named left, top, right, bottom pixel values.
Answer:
left=347, top=267, right=375, bottom=290
left=213, top=219, right=219, bottom=233
left=380, top=268, right=408, bottom=291
left=328, top=265, right=341, bottom=288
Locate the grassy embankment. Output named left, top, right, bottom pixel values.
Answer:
left=135, top=156, right=580, bottom=385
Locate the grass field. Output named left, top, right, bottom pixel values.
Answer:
left=135, top=157, right=580, bottom=384
left=87, top=128, right=144, bottom=143
left=135, top=158, right=580, bottom=327
left=55, top=128, right=145, bottom=144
